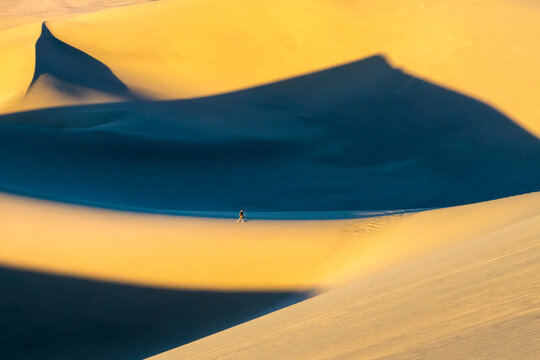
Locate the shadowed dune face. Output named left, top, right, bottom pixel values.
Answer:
left=2, top=0, right=540, bottom=135
left=0, top=266, right=307, bottom=360
left=0, top=23, right=141, bottom=115
left=42, top=0, right=540, bottom=137
left=148, top=193, right=540, bottom=360
left=31, top=23, right=133, bottom=98
left=0, top=55, right=539, bottom=211
left=1, top=1, right=538, bottom=359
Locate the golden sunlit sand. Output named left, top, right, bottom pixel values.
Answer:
left=1, top=192, right=539, bottom=292
left=149, top=192, right=540, bottom=360
left=1, top=0, right=539, bottom=358
left=1, top=0, right=540, bottom=136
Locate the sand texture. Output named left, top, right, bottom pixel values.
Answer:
left=1, top=0, right=539, bottom=359
left=149, top=192, right=540, bottom=360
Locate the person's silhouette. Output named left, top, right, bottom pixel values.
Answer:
left=237, top=209, right=245, bottom=223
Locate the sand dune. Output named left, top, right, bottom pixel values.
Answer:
left=1, top=0, right=539, bottom=358
left=31, top=23, right=131, bottom=96
left=1, top=190, right=538, bottom=292
left=0, top=192, right=409, bottom=290
left=0, top=266, right=306, bottom=360
left=1, top=55, right=539, bottom=212
left=1, top=0, right=539, bottom=212
left=0, top=0, right=153, bottom=30
left=1, top=0, right=540, bottom=136
left=0, top=1, right=152, bottom=110
left=7, top=23, right=140, bottom=114
left=0, top=23, right=41, bottom=108
left=2, top=189, right=538, bottom=358
left=13, top=0, right=538, bottom=137
left=149, top=192, right=540, bottom=360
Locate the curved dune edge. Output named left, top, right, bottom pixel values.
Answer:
left=0, top=1, right=154, bottom=108
left=1, top=192, right=539, bottom=291
left=148, top=191, right=540, bottom=360
left=43, top=0, right=540, bottom=137
left=1, top=0, right=540, bottom=136
left=0, top=22, right=138, bottom=115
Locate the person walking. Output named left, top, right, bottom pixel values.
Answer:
left=237, top=209, right=245, bottom=223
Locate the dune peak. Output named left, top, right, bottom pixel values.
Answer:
left=30, top=22, right=134, bottom=98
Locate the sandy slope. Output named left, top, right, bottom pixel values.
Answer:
left=0, top=191, right=360, bottom=290
left=5, top=0, right=535, bottom=137
left=149, top=192, right=540, bottom=360
left=1, top=0, right=539, bottom=136
left=0, top=192, right=416, bottom=290
left=0, top=0, right=152, bottom=30
left=0, top=22, right=139, bottom=114
left=0, top=23, right=41, bottom=106
left=1, top=1, right=538, bottom=212
left=0, top=266, right=306, bottom=360
left=1, top=54, right=538, bottom=212
left=0, top=1, right=538, bottom=357
left=1, top=189, right=538, bottom=292
left=0, top=1, right=150, bottom=110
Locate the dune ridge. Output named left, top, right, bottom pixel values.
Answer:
left=0, top=55, right=538, bottom=213
left=1, top=0, right=539, bottom=214
left=1, top=0, right=539, bottom=358
left=31, top=23, right=133, bottom=97
left=148, top=191, right=540, bottom=360
left=28, top=0, right=540, bottom=137
left=1, top=0, right=539, bottom=136
left=1, top=190, right=539, bottom=291
left=1, top=22, right=142, bottom=114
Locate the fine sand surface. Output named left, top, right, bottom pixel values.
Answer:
left=1, top=1, right=539, bottom=358
left=0, top=4, right=539, bottom=212
left=1, top=0, right=539, bottom=213
left=0, top=192, right=420, bottom=290
left=0, top=0, right=153, bottom=30
left=1, top=191, right=539, bottom=291
left=0, top=266, right=307, bottom=360
left=2, top=190, right=539, bottom=359
left=0, top=45, right=539, bottom=212
left=1, top=0, right=539, bottom=136
left=149, top=192, right=540, bottom=360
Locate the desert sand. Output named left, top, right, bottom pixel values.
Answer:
left=0, top=0, right=152, bottom=30
left=1, top=0, right=539, bottom=359
left=0, top=37, right=538, bottom=212
left=1, top=191, right=538, bottom=291
left=1, top=0, right=540, bottom=136
left=1, top=190, right=539, bottom=359
left=149, top=192, right=540, bottom=360
left=1, top=1, right=539, bottom=213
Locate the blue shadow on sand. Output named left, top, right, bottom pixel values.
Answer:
left=0, top=266, right=308, bottom=360
left=29, top=23, right=139, bottom=99
left=1, top=26, right=540, bottom=360
left=1, top=51, right=538, bottom=212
